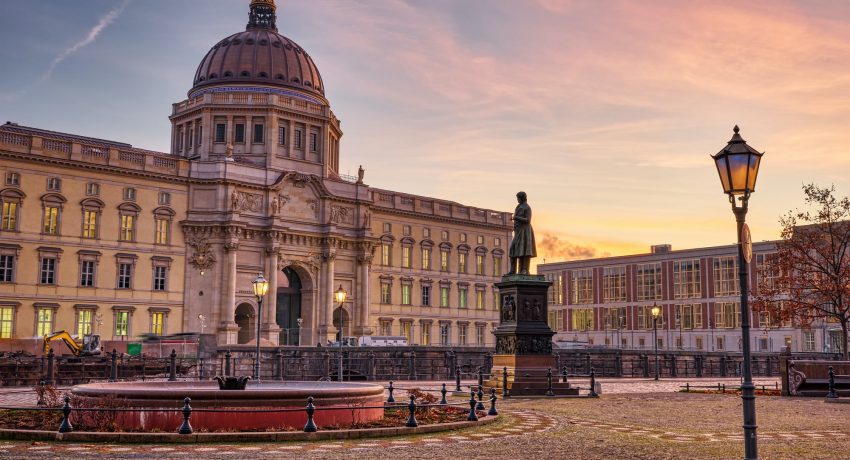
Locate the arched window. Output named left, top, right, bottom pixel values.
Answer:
left=0, top=189, right=25, bottom=232
left=400, top=237, right=415, bottom=269
left=118, top=203, right=141, bottom=242
left=40, top=193, right=66, bottom=236
left=153, top=207, right=175, bottom=245
left=80, top=198, right=104, bottom=239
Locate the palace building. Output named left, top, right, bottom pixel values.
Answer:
left=0, top=0, right=510, bottom=352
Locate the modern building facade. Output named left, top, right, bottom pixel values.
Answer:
left=539, top=242, right=842, bottom=354
left=0, top=0, right=510, bottom=352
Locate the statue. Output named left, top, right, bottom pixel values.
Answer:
left=225, top=143, right=234, bottom=160
left=507, top=191, right=536, bottom=275
left=356, top=165, right=365, bottom=184
left=270, top=195, right=280, bottom=216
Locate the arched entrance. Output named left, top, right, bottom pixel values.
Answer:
left=235, top=303, right=255, bottom=345
left=333, top=307, right=350, bottom=344
left=277, top=267, right=302, bottom=345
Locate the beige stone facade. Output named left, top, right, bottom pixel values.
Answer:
left=0, top=0, right=510, bottom=351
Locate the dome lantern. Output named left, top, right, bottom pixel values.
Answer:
left=248, top=0, right=277, bottom=31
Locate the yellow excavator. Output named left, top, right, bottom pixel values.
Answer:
left=43, top=331, right=101, bottom=357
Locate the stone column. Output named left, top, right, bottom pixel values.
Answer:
left=261, top=246, right=281, bottom=344
left=320, top=249, right=337, bottom=343
left=218, top=239, right=240, bottom=345
left=354, top=253, right=374, bottom=336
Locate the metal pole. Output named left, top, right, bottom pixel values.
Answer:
left=654, top=317, right=659, bottom=381
left=254, top=297, right=263, bottom=381
left=734, top=201, right=758, bottom=460
left=339, top=313, right=344, bottom=382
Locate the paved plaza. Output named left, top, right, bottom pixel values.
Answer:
left=3, top=377, right=849, bottom=459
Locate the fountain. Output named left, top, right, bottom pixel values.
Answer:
left=70, top=379, right=386, bottom=431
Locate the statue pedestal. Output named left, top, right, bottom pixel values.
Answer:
left=486, top=275, right=578, bottom=396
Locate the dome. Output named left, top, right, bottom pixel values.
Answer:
left=190, top=0, right=324, bottom=98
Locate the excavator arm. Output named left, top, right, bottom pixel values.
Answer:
left=43, top=331, right=83, bottom=356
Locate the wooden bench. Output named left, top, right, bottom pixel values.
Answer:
left=789, top=362, right=850, bottom=396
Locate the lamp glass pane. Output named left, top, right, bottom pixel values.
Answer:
left=747, top=155, right=761, bottom=191
left=715, top=157, right=731, bottom=194
left=727, top=153, right=750, bottom=194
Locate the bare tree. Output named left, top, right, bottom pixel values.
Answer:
left=753, top=184, right=850, bottom=358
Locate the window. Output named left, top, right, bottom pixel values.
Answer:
left=0, top=254, right=13, bottom=282
left=713, top=256, right=740, bottom=296
left=381, top=243, right=392, bottom=266
left=604, top=307, right=627, bottom=330
left=441, top=230, right=449, bottom=241
left=440, top=323, right=450, bottom=346
left=803, top=330, right=815, bottom=352
left=553, top=275, right=564, bottom=304
left=477, top=235, right=484, bottom=245
left=215, top=123, right=226, bottom=143
left=458, top=324, right=468, bottom=346
left=278, top=126, right=287, bottom=146
left=380, top=282, right=392, bottom=304
left=421, top=285, right=431, bottom=306
left=234, top=123, right=245, bottom=143
left=401, top=283, right=412, bottom=305
left=493, top=256, right=502, bottom=276
left=114, top=310, right=131, bottom=337
left=572, top=308, right=594, bottom=331
left=76, top=309, right=94, bottom=337
left=253, top=124, right=264, bottom=143
left=403, top=225, right=411, bottom=236
left=495, top=237, right=501, bottom=247
left=0, top=306, right=14, bottom=338
left=379, top=320, right=392, bottom=336
left=123, top=188, right=136, bottom=201
left=81, top=209, right=97, bottom=239
left=401, top=321, right=412, bottom=343
left=756, top=252, right=780, bottom=292
left=421, top=248, right=431, bottom=270
left=86, top=183, right=100, bottom=196
left=1, top=190, right=22, bottom=231
left=36, top=307, right=55, bottom=336
left=401, top=246, right=411, bottom=268
left=440, top=286, right=450, bottom=308
left=42, top=205, right=60, bottom=235
left=458, top=286, right=468, bottom=309
left=476, top=255, right=484, bottom=275
left=570, top=268, right=593, bottom=304
left=80, top=260, right=96, bottom=287
left=383, top=222, right=392, bottom=233
left=548, top=310, right=565, bottom=331
left=460, top=233, right=467, bottom=242
left=158, top=192, right=171, bottom=205
left=118, top=263, right=133, bottom=289
left=150, top=311, right=166, bottom=335
left=294, top=129, right=303, bottom=149
left=636, top=263, right=662, bottom=301
left=153, top=266, right=167, bottom=291
left=40, top=257, right=57, bottom=284
left=47, top=177, right=61, bottom=191
left=309, top=132, right=318, bottom=152
left=458, top=253, right=467, bottom=273
left=602, top=266, right=626, bottom=302
left=715, top=302, right=741, bottom=328
left=440, top=250, right=449, bottom=272
left=5, top=172, right=20, bottom=186
left=673, top=259, right=702, bottom=299
left=476, top=324, right=485, bottom=345
left=120, top=214, right=135, bottom=241
left=195, top=124, right=202, bottom=146
left=421, top=323, right=431, bottom=346
left=155, top=218, right=169, bottom=245
left=674, top=304, right=702, bottom=329
left=716, top=336, right=724, bottom=351
left=423, top=228, right=431, bottom=238
left=476, top=289, right=485, bottom=310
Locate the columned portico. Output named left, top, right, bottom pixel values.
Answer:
left=219, top=240, right=240, bottom=344
left=261, top=245, right=281, bottom=344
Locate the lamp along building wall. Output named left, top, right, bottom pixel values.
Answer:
left=539, top=242, right=841, bottom=354
left=0, top=0, right=510, bottom=352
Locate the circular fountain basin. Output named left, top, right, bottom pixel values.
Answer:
left=70, top=380, right=386, bottom=431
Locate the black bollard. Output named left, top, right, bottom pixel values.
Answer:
left=224, top=349, right=232, bottom=376
left=406, top=394, right=418, bottom=428
left=455, top=365, right=462, bottom=392
left=827, top=366, right=838, bottom=399
left=440, top=383, right=448, bottom=405
left=478, top=367, right=484, bottom=388
left=488, top=388, right=498, bottom=416
left=168, top=349, right=177, bottom=381
left=589, top=368, right=598, bottom=398
left=109, top=349, right=118, bottom=382
left=467, top=390, right=478, bottom=421
left=387, top=380, right=395, bottom=403
left=36, top=381, right=45, bottom=407
left=58, top=396, right=73, bottom=433
left=275, top=348, right=283, bottom=380
left=563, top=366, right=569, bottom=385
left=177, top=397, right=193, bottom=434
left=502, top=366, right=509, bottom=398
left=45, top=349, right=55, bottom=386
left=546, top=368, right=554, bottom=396
left=476, top=385, right=485, bottom=411
left=303, top=396, right=318, bottom=432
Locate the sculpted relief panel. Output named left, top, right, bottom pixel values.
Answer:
left=231, top=191, right=263, bottom=213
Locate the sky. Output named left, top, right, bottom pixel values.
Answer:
left=2, top=0, right=850, bottom=263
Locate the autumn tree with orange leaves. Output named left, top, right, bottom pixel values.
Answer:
left=753, top=184, right=850, bottom=359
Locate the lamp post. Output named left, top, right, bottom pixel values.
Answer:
left=334, top=285, right=347, bottom=382
left=711, top=125, right=764, bottom=460
left=252, top=273, right=269, bottom=381
left=651, top=303, right=661, bottom=381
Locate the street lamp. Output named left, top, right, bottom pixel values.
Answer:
left=711, top=125, right=764, bottom=460
left=651, top=303, right=661, bottom=381
left=251, top=273, right=269, bottom=380
left=334, top=285, right=347, bottom=382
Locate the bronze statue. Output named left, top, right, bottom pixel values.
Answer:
left=507, top=191, right=536, bottom=275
